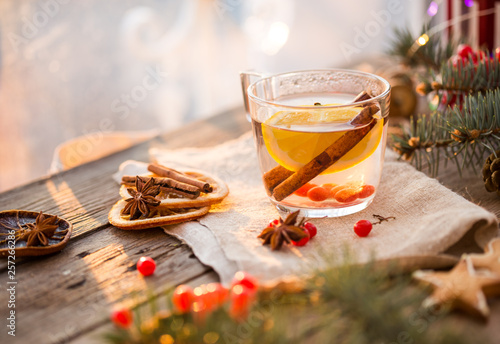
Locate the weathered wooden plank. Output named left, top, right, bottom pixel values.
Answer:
left=0, top=107, right=250, bottom=343
left=0, top=224, right=214, bottom=343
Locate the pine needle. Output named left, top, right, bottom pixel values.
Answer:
left=392, top=89, right=500, bottom=176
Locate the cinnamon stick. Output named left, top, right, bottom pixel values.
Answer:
left=353, top=90, right=372, bottom=103
left=122, top=182, right=199, bottom=199
left=272, top=105, right=379, bottom=201
left=263, top=166, right=293, bottom=194
left=159, top=186, right=199, bottom=199
left=122, top=176, right=201, bottom=198
left=148, top=164, right=213, bottom=193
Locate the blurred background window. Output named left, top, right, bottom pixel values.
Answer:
left=0, top=0, right=473, bottom=191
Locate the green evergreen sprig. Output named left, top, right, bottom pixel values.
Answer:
left=103, top=257, right=475, bottom=344
left=388, top=26, right=457, bottom=71
left=417, top=53, right=500, bottom=96
left=392, top=113, right=451, bottom=176
left=393, top=90, right=500, bottom=176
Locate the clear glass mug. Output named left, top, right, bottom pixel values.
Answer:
left=241, top=69, right=391, bottom=218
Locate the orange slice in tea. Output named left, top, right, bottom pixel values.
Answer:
left=262, top=105, right=383, bottom=174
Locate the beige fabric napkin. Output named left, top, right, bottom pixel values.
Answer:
left=117, top=132, right=498, bottom=286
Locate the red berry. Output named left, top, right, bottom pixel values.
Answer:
left=230, top=284, right=255, bottom=321
left=194, top=283, right=228, bottom=312
left=321, top=183, right=337, bottom=190
left=193, top=284, right=212, bottom=313
left=353, top=220, right=373, bottom=237
left=457, top=44, right=474, bottom=59
left=357, top=185, right=375, bottom=199
left=172, top=285, right=195, bottom=313
left=206, top=282, right=229, bottom=307
left=334, top=188, right=359, bottom=203
left=191, top=286, right=209, bottom=324
left=231, top=271, right=258, bottom=291
left=137, top=256, right=156, bottom=276
left=303, top=222, right=317, bottom=238
left=269, top=219, right=280, bottom=227
left=329, top=185, right=345, bottom=198
left=294, top=183, right=317, bottom=197
left=292, top=231, right=310, bottom=246
left=307, top=186, right=330, bottom=202
left=111, top=308, right=133, bottom=328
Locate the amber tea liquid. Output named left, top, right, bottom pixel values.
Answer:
left=251, top=93, right=388, bottom=217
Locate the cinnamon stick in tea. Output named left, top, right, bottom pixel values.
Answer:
left=263, top=166, right=294, bottom=194
left=262, top=92, right=377, bottom=195
left=353, top=90, right=372, bottom=103
left=272, top=104, right=379, bottom=202
left=122, top=176, right=201, bottom=198
left=148, top=164, right=213, bottom=193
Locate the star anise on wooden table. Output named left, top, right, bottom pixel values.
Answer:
left=18, top=211, right=60, bottom=246
left=258, top=211, right=308, bottom=251
left=122, top=176, right=161, bottom=220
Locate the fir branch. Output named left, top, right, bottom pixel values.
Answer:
left=416, top=52, right=500, bottom=100
left=392, top=113, right=452, bottom=175
left=436, top=53, right=500, bottom=94
left=103, top=256, right=477, bottom=344
left=392, top=90, right=500, bottom=176
left=388, top=26, right=457, bottom=71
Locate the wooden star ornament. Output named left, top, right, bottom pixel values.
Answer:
left=469, top=237, right=500, bottom=277
left=413, top=257, right=500, bottom=320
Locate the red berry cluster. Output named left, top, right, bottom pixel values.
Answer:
left=294, top=182, right=375, bottom=204
left=442, top=44, right=499, bottom=110
left=268, top=217, right=317, bottom=247
left=450, top=44, right=488, bottom=67
left=172, top=271, right=259, bottom=322
left=112, top=272, right=261, bottom=327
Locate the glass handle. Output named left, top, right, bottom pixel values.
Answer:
left=240, top=71, right=265, bottom=121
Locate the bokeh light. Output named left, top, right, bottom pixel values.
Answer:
left=427, top=1, right=439, bottom=17
left=417, top=34, right=430, bottom=46
left=464, top=0, right=474, bottom=8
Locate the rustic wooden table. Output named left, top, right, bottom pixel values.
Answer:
left=0, top=107, right=499, bottom=343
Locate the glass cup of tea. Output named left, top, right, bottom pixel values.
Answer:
left=242, top=69, right=391, bottom=218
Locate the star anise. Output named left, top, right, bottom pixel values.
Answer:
left=257, top=211, right=308, bottom=251
left=18, top=211, right=59, bottom=246
left=122, top=176, right=161, bottom=220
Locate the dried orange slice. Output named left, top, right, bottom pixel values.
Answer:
left=108, top=201, right=210, bottom=230
left=262, top=106, right=383, bottom=174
